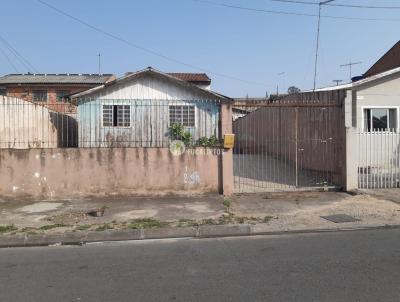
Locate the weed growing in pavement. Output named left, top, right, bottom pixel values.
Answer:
left=95, top=223, right=114, bottom=231
left=177, top=219, right=199, bottom=227
left=222, top=197, right=231, bottom=210
left=76, top=224, right=92, bottom=231
left=0, top=225, right=17, bottom=234
left=128, top=218, right=169, bottom=230
left=39, top=224, right=67, bottom=231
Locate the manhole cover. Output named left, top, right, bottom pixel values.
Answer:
left=321, top=214, right=360, bottom=223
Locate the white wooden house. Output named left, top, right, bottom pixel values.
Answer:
left=73, top=68, right=230, bottom=147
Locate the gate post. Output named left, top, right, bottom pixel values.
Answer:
left=344, top=90, right=358, bottom=191
left=220, top=102, right=234, bottom=196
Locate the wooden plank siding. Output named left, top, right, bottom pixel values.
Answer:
left=77, top=75, right=221, bottom=148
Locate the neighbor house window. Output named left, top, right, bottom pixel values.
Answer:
left=33, top=90, right=47, bottom=102
left=103, top=105, right=131, bottom=127
left=0, top=87, right=6, bottom=96
left=364, top=108, right=397, bottom=132
left=169, top=105, right=195, bottom=127
left=56, top=90, right=70, bottom=102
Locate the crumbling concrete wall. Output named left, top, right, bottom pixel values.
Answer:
left=0, top=148, right=221, bottom=198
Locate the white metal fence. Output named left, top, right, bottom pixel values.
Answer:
left=358, top=130, right=400, bottom=189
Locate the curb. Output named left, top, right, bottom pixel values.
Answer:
left=1, top=224, right=400, bottom=248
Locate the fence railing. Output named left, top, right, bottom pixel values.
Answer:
left=0, top=97, right=220, bottom=149
left=358, top=129, right=400, bottom=189
left=233, top=95, right=346, bottom=192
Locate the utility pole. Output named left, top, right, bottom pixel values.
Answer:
left=313, top=0, right=335, bottom=91
left=333, top=79, right=342, bottom=86
left=98, top=53, right=101, bottom=75
left=340, top=61, right=362, bottom=81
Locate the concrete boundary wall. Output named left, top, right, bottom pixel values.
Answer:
left=0, top=148, right=222, bottom=198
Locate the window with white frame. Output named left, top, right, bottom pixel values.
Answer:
left=169, top=105, right=195, bottom=127
left=363, top=107, right=397, bottom=132
left=102, top=105, right=131, bottom=127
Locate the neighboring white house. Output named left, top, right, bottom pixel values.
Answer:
left=311, top=39, right=400, bottom=188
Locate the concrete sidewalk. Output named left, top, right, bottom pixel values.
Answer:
left=1, top=191, right=400, bottom=247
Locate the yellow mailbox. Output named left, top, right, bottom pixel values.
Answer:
left=224, top=134, right=235, bottom=149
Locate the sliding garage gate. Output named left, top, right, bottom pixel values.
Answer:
left=233, top=92, right=346, bottom=193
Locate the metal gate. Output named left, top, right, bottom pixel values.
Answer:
left=358, top=130, right=400, bottom=189
left=233, top=93, right=345, bottom=193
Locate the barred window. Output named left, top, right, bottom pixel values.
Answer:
left=56, top=90, right=70, bottom=102
left=364, top=108, right=397, bottom=132
left=169, top=105, right=195, bottom=127
left=103, top=105, right=131, bottom=127
left=33, top=90, right=47, bottom=102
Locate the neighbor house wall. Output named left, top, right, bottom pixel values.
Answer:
left=356, top=73, right=400, bottom=169
left=0, top=96, right=58, bottom=149
left=6, top=84, right=98, bottom=113
left=0, top=148, right=220, bottom=198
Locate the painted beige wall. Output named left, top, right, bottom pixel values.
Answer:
left=0, top=96, right=58, bottom=149
left=356, top=73, right=400, bottom=169
left=356, top=73, right=400, bottom=129
left=0, top=148, right=220, bottom=198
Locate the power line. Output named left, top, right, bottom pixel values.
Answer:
left=0, top=45, right=19, bottom=73
left=271, top=0, right=400, bottom=10
left=36, top=0, right=264, bottom=86
left=193, top=0, right=400, bottom=22
left=0, top=34, right=39, bottom=73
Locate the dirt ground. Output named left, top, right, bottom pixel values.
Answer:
left=1, top=190, right=400, bottom=233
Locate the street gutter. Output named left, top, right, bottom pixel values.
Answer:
left=1, top=223, right=400, bottom=248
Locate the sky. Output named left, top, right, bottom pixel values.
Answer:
left=0, top=0, right=400, bottom=97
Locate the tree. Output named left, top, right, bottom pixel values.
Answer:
left=287, top=86, right=301, bottom=94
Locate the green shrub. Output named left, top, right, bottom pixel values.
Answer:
left=170, top=123, right=192, bottom=146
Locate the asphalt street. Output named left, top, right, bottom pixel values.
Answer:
left=0, top=229, right=399, bottom=302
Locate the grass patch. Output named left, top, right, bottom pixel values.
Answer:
left=128, top=218, right=169, bottom=230
left=76, top=224, right=92, bottom=231
left=222, top=197, right=231, bottom=209
left=0, top=225, right=18, bottom=234
left=262, top=216, right=274, bottom=223
left=177, top=219, right=199, bottom=227
left=95, top=223, right=114, bottom=231
left=39, top=224, right=67, bottom=231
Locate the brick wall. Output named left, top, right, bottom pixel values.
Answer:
left=5, top=84, right=98, bottom=113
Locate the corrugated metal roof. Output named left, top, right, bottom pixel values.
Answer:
left=0, top=73, right=115, bottom=84
left=166, top=73, right=211, bottom=83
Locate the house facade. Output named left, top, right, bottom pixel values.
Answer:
left=0, top=73, right=115, bottom=112
left=72, top=68, right=229, bottom=148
